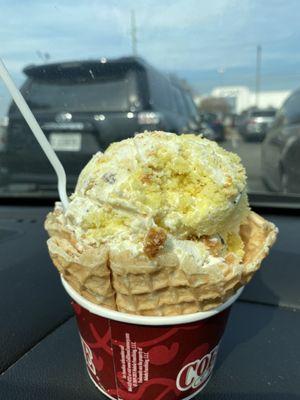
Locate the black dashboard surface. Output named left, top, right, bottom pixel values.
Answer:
left=0, top=206, right=299, bottom=399
left=0, top=207, right=72, bottom=373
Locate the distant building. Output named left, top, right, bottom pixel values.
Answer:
left=196, top=86, right=291, bottom=114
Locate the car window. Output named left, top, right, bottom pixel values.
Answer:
left=148, top=69, right=173, bottom=111
left=251, top=110, right=276, bottom=118
left=23, top=76, right=131, bottom=113
left=178, top=90, right=191, bottom=118
left=172, top=87, right=186, bottom=116
left=184, top=94, right=199, bottom=120
left=283, top=91, right=300, bottom=125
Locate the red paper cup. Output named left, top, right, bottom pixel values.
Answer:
left=62, top=277, right=243, bottom=400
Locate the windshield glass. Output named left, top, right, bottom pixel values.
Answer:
left=251, top=110, right=276, bottom=117
left=1, top=1, right=300, bottom=207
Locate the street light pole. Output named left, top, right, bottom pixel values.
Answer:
left=130, top=10, right=137, bottom=56
left=255, top=45, right=262, bottom=108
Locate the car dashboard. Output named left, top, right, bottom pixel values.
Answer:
left=0, top=205, right=299, bottom=399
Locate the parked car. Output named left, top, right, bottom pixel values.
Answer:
left=238, top=108, right=276, bottom=142
left=262, top=90, right=300, bottom=193
left=0, top=117, right=8, bottom=186
left=174, top=84, right=202, bottom=132
left=199, top=112, right=225, bottom=142
left=1, top=57, right=197, bottom=189
left=0, top=116, right=8, bottom=152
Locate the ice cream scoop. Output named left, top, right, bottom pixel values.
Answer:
left=65, top=131, right=249, bottom=240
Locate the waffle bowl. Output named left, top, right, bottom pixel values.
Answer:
left=45, top=210, right=116, bottom=310
left=45, top=210, right=277, bottom=316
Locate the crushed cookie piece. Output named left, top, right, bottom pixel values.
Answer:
left=141, top=173, right=153, bottom=184
left=224, top=176, right=233, bottom=188
left=225, top=253, right=235, bottom=264
left=202, top=235, right=225, bottom=256
left=144, top=227, right=167, bottom=258
left=102, top=172, right=116, bottom=184
left=186, top=234, right=199, bottom=241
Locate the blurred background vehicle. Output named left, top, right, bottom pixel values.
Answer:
left=0, top=116, right=8, bottom=186
left=199, top=112, right=225, bottom=142
left=1, top=57, right=200, bottom=190
left=262, top=88, right=300, bottom=193
left=169, top=78, right=202, bottom=133
left=237, top=108, right=276, bottom=142
left=0, top=116, right=7, bottom=152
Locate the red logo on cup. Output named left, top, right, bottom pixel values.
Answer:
left=176, top=345, right=219, bottom=392
left=80, top=335, right=97, bottom=376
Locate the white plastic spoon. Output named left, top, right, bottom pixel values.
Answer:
left=0, top=58, right=69, bottom=210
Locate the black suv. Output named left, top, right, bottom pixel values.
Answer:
left=1, top=57, right=200, bottom=188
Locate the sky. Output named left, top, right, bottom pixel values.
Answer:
left=1, top=0, right=300, bottom=116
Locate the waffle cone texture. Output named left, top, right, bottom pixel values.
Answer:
left=45, top=210, right=277, bottom=316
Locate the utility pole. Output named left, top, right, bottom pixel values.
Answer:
left=255, top=45, right=262, bottom=108
left=130, top=10, right=137, bottom=56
